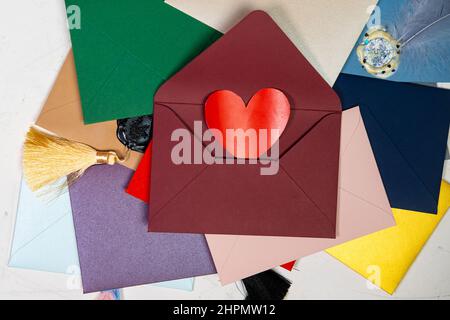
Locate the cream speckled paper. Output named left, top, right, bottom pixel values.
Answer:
left=165, top=0, right=378, bottom=85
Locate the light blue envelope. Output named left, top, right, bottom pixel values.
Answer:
left=9, top=178, right=193, bottom=292
left=9, top=178, right=79, bottom=273
left=342, top=0, right=450, bottom=83
left=153, top=278, right=194, bottom=291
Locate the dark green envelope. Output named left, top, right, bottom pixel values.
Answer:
left=65, top=0, right=222, bottom=124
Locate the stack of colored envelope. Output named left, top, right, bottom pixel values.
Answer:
left=10, top=51, right=211, bottom=293
left=13, top=0, right=450, bottom=297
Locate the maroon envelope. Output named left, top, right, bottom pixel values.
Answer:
left=149, top=11, right=342, bottom=237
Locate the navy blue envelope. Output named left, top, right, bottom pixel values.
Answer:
left=333, top=74, right=450, bottom=214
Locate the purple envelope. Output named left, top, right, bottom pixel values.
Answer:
left=69, top=165, right=216, bottom=293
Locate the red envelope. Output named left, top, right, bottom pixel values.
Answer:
left=280, top=261, right=296, bottom=271
left=126, top=142, right=152, bottom=203
left=148, top=11, right=342, bottom=237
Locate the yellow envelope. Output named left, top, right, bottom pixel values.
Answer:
left=326, top=181, right=450, bottom=294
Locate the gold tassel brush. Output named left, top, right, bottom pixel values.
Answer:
left=23, top=126, right=130, bottom=192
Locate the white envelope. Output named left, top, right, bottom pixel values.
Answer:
left=165, top=0, right=377, bottom=85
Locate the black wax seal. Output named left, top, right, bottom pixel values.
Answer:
left=116, top=115, right=152, bottom=153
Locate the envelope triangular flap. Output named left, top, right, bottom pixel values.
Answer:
left=150, top=105, right=209, bottom=213
left=157, top=102, right=334, bottom=158
left=204, top=235, right=240, bottom=273
left=149, top=161, right=336, bottom=237
left=363, top=85, right=450, bottom=208
left=154, top=11, right=341, bottom=111
left=150, top=103, right=339, bottom=237
left=339, top=108, right=392, bottom=217
left=361, top=108, right=438, bottom=213
left=280, top=112, right=341, bottom=226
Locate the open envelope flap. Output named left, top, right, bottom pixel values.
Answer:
left=148, top=11, right=343, bottom=237
left=156, top=102, right=339, bottom=159
left=154, top=11, right=341, bottom=111
left=205, top=107, right=395, bottom=284
left=34, top=51, right=142, bottom=170
left=335, top=74, right=450, bottom=213
left=150, top=104, right=339, bottom=237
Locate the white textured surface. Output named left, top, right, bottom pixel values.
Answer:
left=1, top=0, right=450, bottom=300
left=437, top=83, right=449, bottom=183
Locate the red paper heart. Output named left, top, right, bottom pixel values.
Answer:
left=204, top=88, right=290, bottom=159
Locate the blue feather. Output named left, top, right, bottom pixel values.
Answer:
left=388, top=0, right=450, bottom=76
left=392, top=0, right=450, bottom=41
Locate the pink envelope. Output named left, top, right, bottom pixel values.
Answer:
left=207, top=107, right=396, bottom=284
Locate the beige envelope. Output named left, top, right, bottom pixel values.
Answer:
left=165, top=0, right=377, bottom=85
left=206, top=107, right=396, bottom=284
left=35, top=50, right=142, bottom=170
